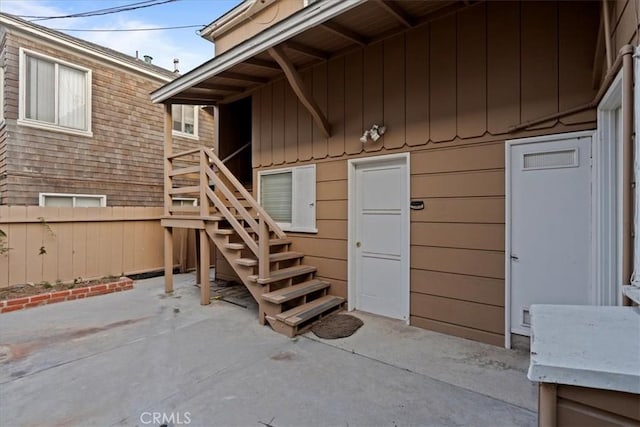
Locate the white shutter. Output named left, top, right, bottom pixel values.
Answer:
left=261, top=171, right=292, bottom=224
left=58, top=65, right=86, bottom=130
left=292, top=165, right=316, bottom=232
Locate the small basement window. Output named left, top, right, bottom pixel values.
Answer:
left=172, top=197, right=197, bottom=206
left=258, top=165, right=316, bottom=233
left=39, top=193, right=106, bottom=207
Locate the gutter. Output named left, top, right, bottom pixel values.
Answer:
left=199, top=0, right=276, bottom=41
left=151, top=0, right=367, bottom=104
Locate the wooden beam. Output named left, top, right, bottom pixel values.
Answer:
left=194, top=82, right=245, bottom=92
left=199, top=229, right=210, bottom=305
left=268, top=45, right=332, bottom=138
left=243, top=57, right=281, bottom=70
left=375, top=0, right=414, bottom=28
left=164, top=227, right=174, bottom=293
left=284, top=41, right=329, bottom=60
left=321, top=21, right=368, bottom=46
left=218, top=71, right=268, bottom=84
left=602, top=0, right=613, bottom=70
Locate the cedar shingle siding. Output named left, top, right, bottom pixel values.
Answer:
left=0, top=28, right=215, bottom=206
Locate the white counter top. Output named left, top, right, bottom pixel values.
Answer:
left=623, top=285, right=640, bottom=305
left=527, top=304, right=640, bottom=394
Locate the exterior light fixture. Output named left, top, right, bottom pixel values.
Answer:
left=360, top=124, right=387, bottom=143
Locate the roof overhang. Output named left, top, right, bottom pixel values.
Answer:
left=151, top=0, right=366, bottom=104
left=151, top=0, right=469, bottom=112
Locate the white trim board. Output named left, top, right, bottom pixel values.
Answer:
left=504, top=130, right=597, bottom=349
left=347, top=152, right=410, bottom=323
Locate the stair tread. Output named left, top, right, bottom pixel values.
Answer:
left=214, top=229, right=235, bottom=235
left=276, top=295, right=344, bottom=326
left=269, top=238, right=291, bottom=246
left=248, top=265, right=316, bottom=284
left=235, top=251, right=304, bottom=267
left=224, top=243, right=245, bottom=250
left=262, top=279, right=330, bottom=304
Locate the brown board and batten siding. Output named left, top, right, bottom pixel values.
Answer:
left=250, top=2, right=601, bottom=345
left=0, top=30, right=215, bottom=206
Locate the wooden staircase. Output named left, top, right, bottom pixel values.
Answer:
left=162, top=147, right=344, bottom=337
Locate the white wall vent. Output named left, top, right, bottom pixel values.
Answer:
left=523, top=149, right=578, bottom=170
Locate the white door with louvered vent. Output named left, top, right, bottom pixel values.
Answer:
left=507, top=133, right=593, bottom=337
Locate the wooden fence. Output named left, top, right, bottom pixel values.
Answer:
left=0, top=206, right=198, bottom=288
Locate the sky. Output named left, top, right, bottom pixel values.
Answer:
left=1, top=0, right=243, bottom=73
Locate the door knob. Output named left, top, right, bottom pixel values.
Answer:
left=356, top=242, right=361, bottom=248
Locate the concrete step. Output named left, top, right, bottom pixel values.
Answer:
left=262, top=279, right=330, bottom=304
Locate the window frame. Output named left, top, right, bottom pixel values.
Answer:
left=257, top=164, right=317, bottom=233
left=18, top=48, right=93, bottom=137
left=39, top=192, right=106, bottom=207
left=171, top=197, right=198, bottom=206
left=171, top=104, right=199, bottom=139
left=0, top=65, right=4, bottom=124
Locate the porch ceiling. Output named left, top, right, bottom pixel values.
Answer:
left=150, top=0, right=465, bottom=106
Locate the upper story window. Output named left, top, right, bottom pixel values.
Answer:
left=19, top=48, right=92, bottom=136
left=172, top=104, right=198, bottom=138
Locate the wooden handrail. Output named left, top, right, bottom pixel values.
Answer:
left=202, top=147, right=286, bottom=238
left=205, top=167, right=259, bottom=234
left=221, top=142, right=251, bottom=165
left=205, top=187, right=258, bottom=254
left=167, top=147, right=201, bottom=160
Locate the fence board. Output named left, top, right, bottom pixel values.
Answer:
left=0, top=206, right=184, bottom=288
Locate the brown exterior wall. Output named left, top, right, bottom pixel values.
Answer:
left=0, top=30, right=216, bottom=206
left=0, top=206, right=200, bottom=288
left=214, top=0, right=304, bottom=56
left=612, top=0, right=639, bottom=52
left=249, top=1, right=601, bottom=345
left=542, top=384, right=640, bottom=426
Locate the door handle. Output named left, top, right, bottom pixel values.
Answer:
left=356, top=242, right=361, bottom=248
left=511, top=255, right=519, bottom=261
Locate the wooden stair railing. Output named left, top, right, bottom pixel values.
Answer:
left=166, top=147, right=346, bottom=337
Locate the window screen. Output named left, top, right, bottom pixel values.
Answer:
left=260, top=171, right=293, bottom=223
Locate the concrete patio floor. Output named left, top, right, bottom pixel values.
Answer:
left=0, top=273, right=536, bottom=427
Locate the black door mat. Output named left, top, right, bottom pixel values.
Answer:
left=311, top=313, right=364, bottom=339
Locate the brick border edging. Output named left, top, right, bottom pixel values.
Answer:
left=0, top=278, right=134, bottom=314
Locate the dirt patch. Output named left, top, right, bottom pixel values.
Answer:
left=0, top=276, right=124, bottom=301
left=270, top=351, right=296, bottom=361
left=311, top=313, right=364, bottom=339
left=0, top=317, right=150, bottom=363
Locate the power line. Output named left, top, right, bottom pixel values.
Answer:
left=18, top=0, right=179, bottom=21
left=51, top=24, right=206, bottom=32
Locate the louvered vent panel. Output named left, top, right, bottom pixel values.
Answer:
left=523, top=149, right=577, bottom=170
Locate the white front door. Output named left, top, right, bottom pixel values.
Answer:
left=350, top=155, right=409, bottom=321
left=508, top=133, right=593, bottom=336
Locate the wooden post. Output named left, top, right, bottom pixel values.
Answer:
left=163, top=103, right=174, bottom=293
left=538, top=383, right=557, bottom=427
left=195, top=230, right=201, bottom=285
left=258, top=215, right=269, bottom=281
left=163, top=103, right=173, bottom=217
left=164, top=227, right=173, bottom=293
left=199, top=229, right=210, bottom=305
left=200, top=149, right=209, bottom=217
